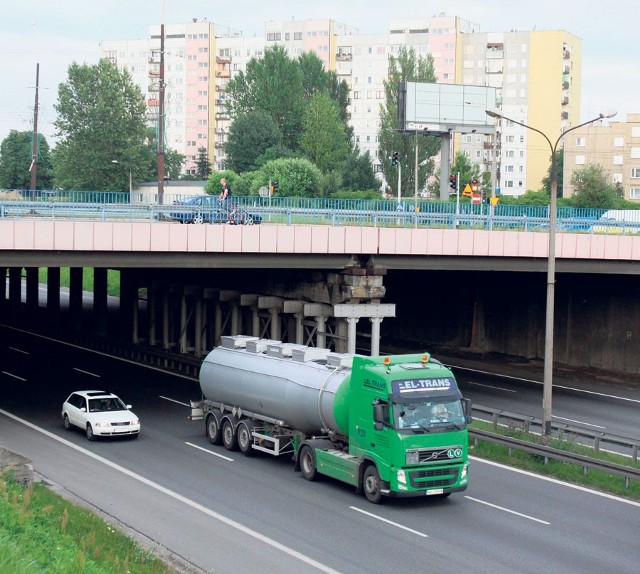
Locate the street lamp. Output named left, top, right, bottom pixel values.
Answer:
left=485, top=109, right=616, bottom=438
left=111, top=160, right=133, bottom=194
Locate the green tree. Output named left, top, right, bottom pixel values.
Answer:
left=300, top=92, right=349, bottom=173
left=541, top=150, right=564, bottom=197
left=378, top=47, right=439, bottom=198
left=204, top=169, right=239, bottom=196
left=52, top=59, right=148, bottom=193
left=569, top=164, right=623, bottom=209
left=225, top=110, right=282, bottom=172
left=226, top=45, right=305, bottom=150
left=442, top=152, right=483, bottom=199
left=341, top=148, right=380, bottom=192
left=195, top=147, right=212, bottom=180
left=0, top=130, right=52, bottom=190
left=256, top=158, right=321, bottom=197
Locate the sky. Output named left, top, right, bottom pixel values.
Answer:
left=0, top=0, right=634, bottom=145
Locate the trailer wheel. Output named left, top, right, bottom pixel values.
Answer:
left=222, top=418, right=238, bottom=451
left=363, top=465, right=382, bottom=504
left=299, top=445, right=318, bottom=481
left=236, top=420, right=254, bottom=456
left=205, top=413, right=222, bottom=445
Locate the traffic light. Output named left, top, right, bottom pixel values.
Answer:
left=471, top=178, right=479, bottom=193
left=391, top=151, right=399, bottom=167
left=272, top=181, right=278, bottom=195
left=449, top=174, right=457, bottom=190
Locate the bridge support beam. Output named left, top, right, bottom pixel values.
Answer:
left=93, top=268, right=108, bottom=337
left=69, top=267, right=83, bottom=332
left=334, top=303, right=396, bottom=357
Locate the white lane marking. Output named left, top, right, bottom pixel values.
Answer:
left=466, top=381, right=517, bottom=393
left=464, top=496, right=550, bottom=525
left=8, top=347, right=29, bottom=355
left=349, top=506, right=428, bottom=538
left=470, top=455, right=640, bottom=508
left=449, top=363, right=640, bottom=405
left=0, top=409, right=341, bottom=574
left=73, top=368, right=100, bottom=378
left=185, top=441, right=234, bottom=462
left=160, top=395, right=190, bottom=407
left=552, top=416, right=606, bottom=429
left=1, top=371, right=27, bottom=381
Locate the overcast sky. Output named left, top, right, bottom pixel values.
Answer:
left=0, top=0, right=633, bottom=144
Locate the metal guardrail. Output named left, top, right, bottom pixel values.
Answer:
left=473, top=404, right=640, bottom=463
left=469, top=428, right=640, bottom=488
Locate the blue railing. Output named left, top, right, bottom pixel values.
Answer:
left=0, top=190, right=638, bottom=234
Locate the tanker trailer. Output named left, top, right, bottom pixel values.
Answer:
left=191, top=335, right=472, bottom=503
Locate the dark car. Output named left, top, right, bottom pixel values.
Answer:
left=170, top=195, right=261, bottom=225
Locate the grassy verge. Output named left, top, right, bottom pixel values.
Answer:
left=0, top=473, right=174, bottom=574
left=470, top=419, right=640, bottom=500
left=38, top=268, right=121, bottom=297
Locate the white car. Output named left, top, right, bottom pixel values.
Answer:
left=62, top=390, right=141, bottom=441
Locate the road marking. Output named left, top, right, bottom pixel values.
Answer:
left=185, top=441, right=234, bottom=462
left=73, top=368, right=100, bottom=377
left=1, top=371, right=27, bottom=381
left=552, top=416, right=606, bottom=429
left=470, top=455, right=640, bottom=508
left=8, top=347, right=29, bottom=355
left=466, top=381, right=517, bottom=393
left=450, top=363, right=640, bottom=405
left=464, top=496, right=550, bottom=525
left=349, top=506, right=428, bottom=538
left=159, top=395, right=189, bottom=407
left=0, top=409, right=342, bottom=574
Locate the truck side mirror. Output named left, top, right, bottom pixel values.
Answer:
left=463, top=398, right=473, bottom=424
left=373, top=402, right=387, bottom=430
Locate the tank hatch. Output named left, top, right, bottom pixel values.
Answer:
left=220, top=335, right=260, bottom=349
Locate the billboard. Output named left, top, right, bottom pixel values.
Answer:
left=399, top=82, right=497, bottom=135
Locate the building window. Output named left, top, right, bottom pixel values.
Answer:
left=630, top=188, right=640, bottom=199
left=614, top=137, right=624, bottom=147
left=575, top=137, right=586, bottom=147
left=631, top=147, right=640, bottom=159
left=613, top=173, right=623, bottom=183
left=631, top=168, right=640, bottom=178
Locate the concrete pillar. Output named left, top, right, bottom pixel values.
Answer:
left=231, top=304, right=240, bottom=335
left=194, top=298, right=203, bottom=356
left=69, top=267, right=83, bottom=332
left=180, top=293, right=188, bottom=353
left=0, top=267, right=7, bottom=317
left=202, top=288, right=217, bottom=351
left=294, top=314, right=304, bottom=344
left=316, top=316, right=327, bottom=348
left=47, top=267, right=61, bottom=314
left=304, top=303, right=333, bottom=349
left=370, top=317, right=383, bottom=357
left=346, top=317, right=359, bottom=354
left=148, top=283, right=157, bottom=346
left=259, top=297, right=284, bottom=342
left=119, top=270, right=138, bottom=344
left=214, top=302, right=222, bottom=346
left=162, top=290, right=170, bottom=350
left=93, top=268, right=108, bottom=337
left=25, top=267, right=38, bottom=313
left=8, top=268, right=22, bottom=311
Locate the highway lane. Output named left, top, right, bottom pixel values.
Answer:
left=2, top=329, right=640, bottom=573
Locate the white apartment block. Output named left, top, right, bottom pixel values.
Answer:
left=101, top=16, right=581, bottom=195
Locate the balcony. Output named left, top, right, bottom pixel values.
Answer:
left=562, top=96, right=569, bottom=106
left=336, top=52, right=353, bottom=61
left=215, top=70, right=230, bottom=78
left=216, top=56, right=231, bottom=64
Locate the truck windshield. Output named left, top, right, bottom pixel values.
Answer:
left=394, top=400, right=465, bottom=430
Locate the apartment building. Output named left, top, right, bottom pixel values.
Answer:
left=101, top=17, right=581, bottom=194
left=458, top=30, right=582, bottom=196
left=562, top=114, right=640, bottom=201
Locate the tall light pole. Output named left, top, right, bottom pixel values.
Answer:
left=486, top=109, right=616, bottom=438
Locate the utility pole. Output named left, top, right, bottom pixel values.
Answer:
left=30, top=62, right=40, bottom=194
left=157, top=21, right=166, bottom=204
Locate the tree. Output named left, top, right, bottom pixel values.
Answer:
left=225, top=45, right=305, bottom=150
left=437, top=152, right=483, bottom=199
left=341, top=148, right=379, bottom=192
left=0, top=130, right=52, bottom=190
left=377, top=47, right=439, bottom=198
left=257, top=158, right=321, bottom=197
left=541, top=150, right=564, bottom=197
left=195, top=147, right=212, bottom=180
left=225, top=110, right=282, bottom=172
left=299, top=92, right=349, bottom=173
left=569, top=164, right=623, bottom=209
left=52, top=59, right=148, bottom=193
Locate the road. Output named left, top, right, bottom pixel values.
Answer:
left=1, top=326, right=640, bottom=573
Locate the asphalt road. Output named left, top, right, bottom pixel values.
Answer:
left=1, top=326, right=640, bottom=573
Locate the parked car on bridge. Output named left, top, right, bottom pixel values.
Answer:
left=62, top=390, right=141, bottom=441
left=169, top=195, right=261, bottom=225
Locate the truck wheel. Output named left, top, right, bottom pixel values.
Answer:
left=300, top=445, right=318, bottom=481
left=363, top=465, right=382, bottom=504
left=222, top=418, right=238, bottom=451
left=236, top=421, right=254, bottom=456
left=205, top=413, right=222, bottom=445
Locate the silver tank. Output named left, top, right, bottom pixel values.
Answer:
left=199, top=336, right=353, bottom=435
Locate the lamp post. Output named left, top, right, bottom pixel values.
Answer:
left=111, top=160, right=132, bottom=194
left=485, top=109, right=616, bottom=438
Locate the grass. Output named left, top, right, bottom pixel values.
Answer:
left=470, top=419, right=640, bottom=500
left=0, top=472, right=174, bottom=574
left=38, top=268, right=121, bottom=297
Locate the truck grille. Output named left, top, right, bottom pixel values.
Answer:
left=409, top=467, right=459, bottom=488
left=412, top=446, right=463, bottom=463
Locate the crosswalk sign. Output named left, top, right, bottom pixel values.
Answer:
left=462, top=183, right=473, bottom=197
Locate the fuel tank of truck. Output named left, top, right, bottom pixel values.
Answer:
left=199, top=336, right=353, bottom=435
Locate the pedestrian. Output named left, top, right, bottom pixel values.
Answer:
left=219, top=178, right=232, bottom=201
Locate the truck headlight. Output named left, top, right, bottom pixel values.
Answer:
left=461, top=464, right=468, bottom=480
left=406, top=450, right=420, bottom=465
left=397, top=469, right=407, bottom=485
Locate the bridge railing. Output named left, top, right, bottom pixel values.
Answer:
left=2, top=190, right=640, bottom=234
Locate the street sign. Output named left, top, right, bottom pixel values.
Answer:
left=472, top=194, right=481, bottom=204
left=258, top=186, right=270, bottom=197
left=462, top=183, right=472, bottom=197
